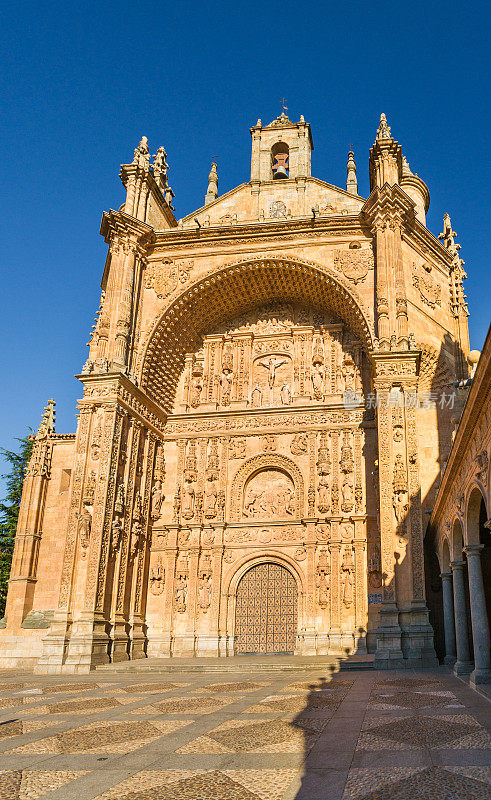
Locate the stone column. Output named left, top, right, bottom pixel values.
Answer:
left=440, top=572, right=456, bottom=665
left=450, top=561, right=473, bottom=675
left=464, top=545, right=491, bottom=685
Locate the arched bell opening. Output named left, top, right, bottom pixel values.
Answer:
left=271, top=141, right=289, bottom=179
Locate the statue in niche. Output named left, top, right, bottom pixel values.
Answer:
left=257, top=356, right=288, bottom=389
left=368, top=545, right=382, bottom=588
left=219, top=367, right=233, bottom=406
left=317, top=474, right=330, bottom=514
left=317, top=570, right=330, bottom=607
left=392, top=454, right=409, bottom=524
left=198, top=575, right=212, bottom=611
left=341, top=477, right=354, bottom=512
left=189, top=375, right=203, bottom=408
left=342, top=353, right=356, bottom=392
left=311, top=362, right=324, bottom=400
left=110, top=517, right=123, bottom=553
left=151, top=480, right=164, bottom=520
left=130, top=520, right=143, bottom=558
left=203, top=478, right=218, bottom=519
left=181, top=478, right=195, bottom=520
left=290, top=431, right=308, bottom=455
left=175, top=575, right=188, bottom=613
left=251, top=384, right=263, bottom=408
left=280, top=383, right=292, bottom=405
left=76, top=506, right=92, bottom=556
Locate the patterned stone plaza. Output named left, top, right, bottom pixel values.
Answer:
left=0, top=665, right=488, bottom=799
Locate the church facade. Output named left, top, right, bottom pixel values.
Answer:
left=0, top=113, right=472, bottom=672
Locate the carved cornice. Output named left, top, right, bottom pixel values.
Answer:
left=100, top=209, right=155, bottom=247
left=79, top=372, right=167, bottom=435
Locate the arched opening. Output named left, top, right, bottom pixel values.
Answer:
left=271, top=141, right=289, bottom=179
left=466, top=487, right=491, bottom=636
left=235, top=562, right=298, bottom=654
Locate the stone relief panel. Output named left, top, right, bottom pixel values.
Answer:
left=243, top=469, right=295, bottom=520
left=171, top=302, right=367, bottom=414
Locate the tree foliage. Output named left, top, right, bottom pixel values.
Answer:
left=0, top=434, right=33, bottom=617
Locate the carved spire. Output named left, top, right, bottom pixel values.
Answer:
left=36, top=399, right=56, bottom=440
left=346, top=149, right=357, bottom=194
left=376, top=113, right=392, bottom=141
left=438, top=213, right=461, bottom=259
left=132, top=136, right=150, bottom=169
left=205, top=160, right=218, bottom=205
left=401, top=155, right=412, bottom=177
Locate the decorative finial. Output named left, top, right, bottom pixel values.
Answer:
left=401, top=155, right=412, bottom=177
left=280, top=97, right=288, bottom=113
left=205, top=160, right=218, bottom=205
left=256, top=118, right=262, bottom=127
left=132, top=136, right=150, bottom=168
left=376, top=113, right=392, bottom=140
left=36, top=399, right=56, bottom=440
left=299, top=114, right=305, bottom=122
left=346, top=148, right=357, bottom=194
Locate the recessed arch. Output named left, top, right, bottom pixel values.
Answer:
left=465, top=485, right=488, bottom=546
left=229, top=452, right=305, bottom=522
left=138, top=255, right=375, bottom=411
left=452, top=517, right=464, bottom=561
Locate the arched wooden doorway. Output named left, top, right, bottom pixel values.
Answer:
left=234, top=563, right=297, bottom=654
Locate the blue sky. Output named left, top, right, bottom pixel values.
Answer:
left=1, top=0, right=490, bottom=482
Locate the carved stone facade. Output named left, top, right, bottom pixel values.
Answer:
left=0, top=112, right=473, bottom=671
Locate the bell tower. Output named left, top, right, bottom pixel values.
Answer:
left=250, top=112, right=313, bottom=183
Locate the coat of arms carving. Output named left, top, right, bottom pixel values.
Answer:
left=333, top=248, right=374, bottom=284
left=412, top=262, right=441, bottom=308
left=145, top=258, right=194, bottom=298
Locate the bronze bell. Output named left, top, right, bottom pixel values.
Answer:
left=273, top=164, right=288, bottom=179
left=273, top=153, right=289, bottom=179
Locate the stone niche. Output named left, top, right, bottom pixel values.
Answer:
left=243, top=469, right=295, bottom=520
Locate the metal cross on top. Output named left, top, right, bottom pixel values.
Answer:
left=280, top=97, right=288, bottom=113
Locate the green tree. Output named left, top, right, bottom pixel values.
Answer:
left=0, top=434, right=33, bottom=617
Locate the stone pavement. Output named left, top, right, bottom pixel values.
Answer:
left=0, top=665, right=488, bottom=799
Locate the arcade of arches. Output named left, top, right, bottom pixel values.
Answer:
left=1, top=112, right=488, bottom=681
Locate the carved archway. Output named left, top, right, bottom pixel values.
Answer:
left=139, top=255, right=375, bottom=411
left=229, top=452, right=305, bottom=522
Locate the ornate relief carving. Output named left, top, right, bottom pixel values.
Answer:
left=333, top=248, right=374, bottom=284
left=316, top=548, right=330, bottom=607
left=412, top=261, right=441, bottom=308
left=145, top=258, right=194, bottom=298
left=243, top=470, right=295, bottom=519
left=260, top=434, right=277, bottom=452
left=392, top=453, right=409, bottom=524
left=290, top=431, right=308, bottom=455
left=76, top=507, right=92, bottom=558
left=229, top=437, right=246, bottom=459
left=150, top=557, right=165, bottom=595
left=316, top=432, right=331, bottom=514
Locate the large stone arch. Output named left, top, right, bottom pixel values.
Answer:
left=139, top=255, right=375, bottom=411
left=229, top=452, right=305, bottom=522
left=465, top=484, right=488, bottom=546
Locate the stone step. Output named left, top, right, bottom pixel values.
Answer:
left=95, top=654, right=375, bottom=673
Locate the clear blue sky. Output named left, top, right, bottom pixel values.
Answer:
left=1, top=0, right=490, bottom=483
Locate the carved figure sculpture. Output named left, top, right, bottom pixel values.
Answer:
left=290, top=431, right=308, bottom=455
left=151, top=480, right=163, bottom=520
left=280, top=382, right=292, bottom=405
left=220, top=368, right=233, bottom=406
left=317, top=474, right=330, bottom=514
left=251, top=384, right=262, bottom=408
left=311, top=362, right=324, bottom=400
left=258, top=356, right=288, bottom=388
left=198, top=575, right=212, bottom=611
left=181, top=479, right=195, bottom=519
left=110, top=517, right=123, bottom=553
left=76, top=506, right=92, bottom=556
left=204, top=478, right=218, bottom=519
left=190, top=375, right=203, bottom=408
left=175, top=575, right=188, bottom=613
